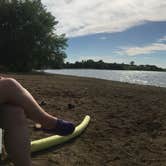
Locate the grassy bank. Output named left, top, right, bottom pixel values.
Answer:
left=1, top=73, right=166, bottom=166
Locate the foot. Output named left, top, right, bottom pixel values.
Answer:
left=34, top=119, right=75, bottom=136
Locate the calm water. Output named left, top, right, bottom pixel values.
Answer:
left=44, top=69, right=166, bottom=88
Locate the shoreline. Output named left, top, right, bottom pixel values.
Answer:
left=42, top=71, right=166, bottom=89
left=1, top=73, right=166, bottom=166
left=46, top=68, right=166, bottom=72
left=43, top=69, right=166, bottom=88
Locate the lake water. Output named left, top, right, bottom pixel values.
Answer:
left=44, top=69, right=166, bottom=88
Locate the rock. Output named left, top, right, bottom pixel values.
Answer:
left=40, top=100, right=47, bottom=106
left=68, top=103, right=75, bottom=109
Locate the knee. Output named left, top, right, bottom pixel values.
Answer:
left=0, top=78, right=22, bottom=99
left=2, top=78, right=20, bottom=90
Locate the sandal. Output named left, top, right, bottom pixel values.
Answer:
left=34, top=119, right=75, bottom=136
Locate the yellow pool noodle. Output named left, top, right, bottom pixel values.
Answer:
left=31, top=115, right=90, bottom=152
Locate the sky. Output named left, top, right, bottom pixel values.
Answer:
left=41, top=0, right=166, bottom=68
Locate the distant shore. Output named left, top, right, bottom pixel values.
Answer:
left=64, top=60, right=166, bottom=72
left=1, top=73, right=166, bottom=166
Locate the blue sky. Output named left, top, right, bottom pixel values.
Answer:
left=42, top=0, right=166, bottom=68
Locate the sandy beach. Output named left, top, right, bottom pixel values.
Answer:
left=1, top=72, right=166, bottom=166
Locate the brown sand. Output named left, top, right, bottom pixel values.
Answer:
left=1, top=73, right=166, bottom=166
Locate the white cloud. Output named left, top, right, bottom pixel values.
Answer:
left=116, top=36, right=166, bottom=56
left=41, top=0, right=166, bottom=37
left=158, top=36, right=166, bottom=42
left=99, top=36, right=107, bottom=40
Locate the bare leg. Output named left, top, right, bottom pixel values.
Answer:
left=0, top=104, right=32, bottom=166
left=0, top=77, right=57, bottom=129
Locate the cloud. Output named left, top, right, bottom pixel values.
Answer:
left=116, top=36, right=166, bottom=56
left=41, top=0, right=166, bottom=37
left=99, top=36, right=107, bottom=40
left=158, top=36, right=166, bottom=42
left=64, top=0, right=73, bottom=4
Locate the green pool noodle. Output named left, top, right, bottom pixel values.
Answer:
left=31, top=115, right=90, bottom=152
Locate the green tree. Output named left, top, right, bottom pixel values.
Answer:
left=0, top=0, right=67, bottom=72
left=130, top=61, right=135, bottom=66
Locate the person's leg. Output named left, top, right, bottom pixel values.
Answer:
left=0, top=104, right=32, bottom=166
left=0, top=77, right=55, bottom=128
left=0, top=77, right=75, bottom=135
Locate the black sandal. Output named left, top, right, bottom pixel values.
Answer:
left=34, top=119, right=75, bottom=136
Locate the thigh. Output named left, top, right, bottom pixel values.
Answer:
left=0, top=113, right=2, bottom=127
left=0, top=106, right=5, bottom=128
left=0, top=76, right=8, bottom=128
left=0, top=77, right=8, bottom=104
left=0, top=104, right=25, bottom=129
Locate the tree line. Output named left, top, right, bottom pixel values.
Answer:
left=64, top=60, right=166, bottom=71
left=0, top=0, right=67, bottom=72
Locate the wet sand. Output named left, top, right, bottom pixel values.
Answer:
left=1, top=73, right=166, bottom=166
